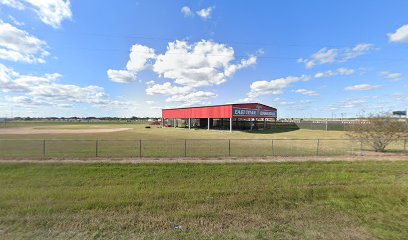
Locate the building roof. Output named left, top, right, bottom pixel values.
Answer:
left=162, top=103, right=275, bottom=110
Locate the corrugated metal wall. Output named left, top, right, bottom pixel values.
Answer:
left=162, top=105, right=232, bottom=118
left=162, top=103, right=277, bottom=119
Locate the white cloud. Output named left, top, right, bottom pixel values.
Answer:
left=153, top=40, right=256, bottom=88
left=181, top=6, right=194, bottom=17
left=165, top=91, right=216, bottom=103
left=110, top=40, right=256, bottom=87
left=380, top=71, right=402, bottom=81
left=314, top=68, right=355, bottom=78
left=196, top=6, right=213, bottom=20
left=8, top=15, right=24, bottom=26
left=298, top=48, right=338, bottom=68
left=1, top=0, right=72, bottom=28
left=336, top=67, right=355, bottom=75
left=107, top=44, right=156, bottom=83
left=109, top=40, right=257, bottom=106
left=107, top=69, right=136, bottom=83
left=0, top=0, right=25, bottom=10
left=126, top=44, right=156, bottom=72
left=237, top=97, right=259, bottom=103
left=248, top=75, right=311, bottom=98
left=145, top=82, right=192, bottom=96
left=344, top=84, right=381, bottom=91
left=0, top=21, right=49, bottom=63
left=0, top=63, right=127, bottom=108
left=388, top=24, right=408, bottom=43
left=394, top=93, right=408, bottom=102
left=145, top=82, right=216, bottom=105
left=293, top=89, right=319, bottom=96
left=298, top=43, right=375, bottom=68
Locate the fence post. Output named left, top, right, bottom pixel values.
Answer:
left=316, top=139, right=320, bottom=156
left=360, top=141, right=363, bottom=156
left=43, top=140, right=46, bottom=158
left=139, top=140, right=142, bottom=158
left=184, top=139, right=187, bottom=157
left=271, top=139, right=274, bottom=157
left=95, top=140, right=99, bottom=157
left=228, top=139, right=231, bottom=157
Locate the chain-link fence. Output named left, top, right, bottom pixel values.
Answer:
left=0, top=139, right=406, bottom=159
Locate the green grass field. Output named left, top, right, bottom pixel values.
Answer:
left=1, top=161, right=408, bottom=239
left=0, top=122, right=406, bottom=158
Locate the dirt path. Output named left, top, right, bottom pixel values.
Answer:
left=0, top=127, right=132, bottom=135
left=1, top=155, right=407, bottom=164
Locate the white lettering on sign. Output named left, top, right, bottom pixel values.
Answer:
left=233, top=107, right=277, bottom=117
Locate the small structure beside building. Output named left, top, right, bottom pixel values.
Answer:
left=162, top=103, right=277, bottom=132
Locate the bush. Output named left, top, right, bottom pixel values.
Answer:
left=347, top=116, right=408, bottom=152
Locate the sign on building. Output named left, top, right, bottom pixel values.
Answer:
left=393, top=111, right=407, bottom=116
left=232, top=107, right=277, bottom=117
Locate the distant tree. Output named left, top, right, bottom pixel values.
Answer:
left=347, top=115, right=408, bottom=152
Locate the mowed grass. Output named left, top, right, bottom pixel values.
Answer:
left=1, top=162, right=408, bottom=239
left=0, top=122, right=405, bottom=158
left=0, top=121, right=347, bottom=140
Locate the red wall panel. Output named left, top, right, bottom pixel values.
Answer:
left=162, top=103, right=277, bottom=119
left=163, top=105, right=232, bottom=118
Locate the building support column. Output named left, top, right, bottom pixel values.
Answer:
left=230, top=118, right=232, bottom=132
left=263, top=118, right=266, bottom=129
left=161, top=118, right=164, bottom=128
left=173, top=119, right=176, bottom=128
left=188, top=118, right=191, bottom=129
left=207, top=118, right=210, bottom=130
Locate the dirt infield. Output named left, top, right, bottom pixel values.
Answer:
left=0, top=127, right=132, bottom=135
left=1, top=155, right=407, bottom=164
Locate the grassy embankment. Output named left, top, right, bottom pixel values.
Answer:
left=0, top=161, right=408, bottom=239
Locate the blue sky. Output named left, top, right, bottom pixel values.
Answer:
left=0, top=0, right=407, bottom=118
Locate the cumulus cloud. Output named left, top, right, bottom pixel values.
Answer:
left=298, top=43, right=375, bottom=68
left=314, top=68, right=355, bottom=78
left=0, top=21, right=49, bottom=63
left=0, top=0, right=72, bottom=28
left=344, top=84, right=381, bottom=91
left=293, top=89, right=319, bottom=96
left=165, top=91, right=216, bottom=103
left=380, top=71, right=402, bottom=81
left=388, top=24, right=408, bottom=43
left=153, top=40, right=256, bottom=88
left=247, top=75, right=311, bottom=98
left=107, top=44, right=156, bottom=83
left=0, top=63, right=127, bottom=108
left=196, top=6, right=213, bottom=20
left=145, top=82, right=191, bottom=96
left=181, top=6, right=194, bottom=17
left=108, top=40, right=257, bottom=105
left=146, top=82, right=216, bottom=105
left=107, top=69, right=136, bottom=83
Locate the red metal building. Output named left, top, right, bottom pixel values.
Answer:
left=162, top=103, right=277, bottom=132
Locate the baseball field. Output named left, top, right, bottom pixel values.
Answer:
left=0, top=121, right=405, bottom=159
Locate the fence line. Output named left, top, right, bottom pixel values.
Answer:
left=0, top=138, right=407, bottom=159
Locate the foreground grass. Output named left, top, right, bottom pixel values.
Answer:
left=1, top=162, right=408, bottom=239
